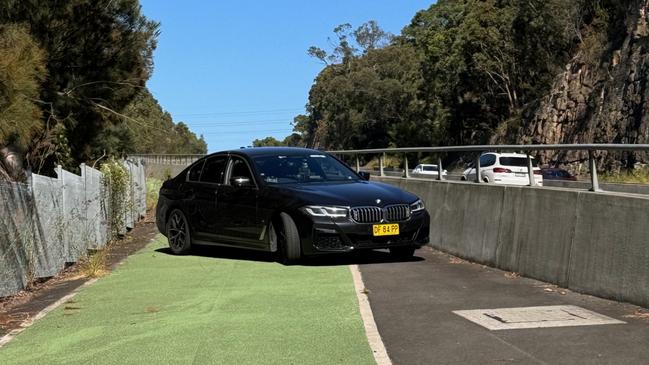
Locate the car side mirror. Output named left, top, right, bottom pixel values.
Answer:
left=358, top=171, right=371, bottom=181
left=231, top=176, right=252, bottom=187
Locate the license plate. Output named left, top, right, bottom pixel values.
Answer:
left=373, top=224, right=399, bottom=236
left=515, top=173, right=526, bottom=177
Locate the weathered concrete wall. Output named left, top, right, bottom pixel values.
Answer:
left=144, top=163, right=186, bottom=181
left=376, top=177, right=649, bottom=308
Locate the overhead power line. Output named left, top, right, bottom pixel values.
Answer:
left=185, top=118, right=294, bottom=126
left=174, top=107, right=304, bottom=117
left=200, top=129, right=295, bottom=135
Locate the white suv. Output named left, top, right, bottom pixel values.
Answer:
left=412, top=164, right=448, bottom=177
left=461, top=152, right=543, bottom=186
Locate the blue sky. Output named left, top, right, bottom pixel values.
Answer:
left=140, top=1, right=435, bottom=152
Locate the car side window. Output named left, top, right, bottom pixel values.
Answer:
left=200, top=156, right=228, bottom=184
left=229, top=157, right=255, bottom=183
left=479, top=154, right=496, bottom=167
left=187, top=160, right=205, bottom=182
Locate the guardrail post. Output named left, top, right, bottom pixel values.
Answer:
left=355, top=155, right=360, bottom=172
left=475, top=155, right=481, bottom=183
left=527, top=153, right=537, bottom=186
left=404, top=154, right=409, bottom=178
left=438, top=157, right=444, bottom=181
left=380, top=153, right=385, bottom=177
left=589, top=150, right=601, bottom=192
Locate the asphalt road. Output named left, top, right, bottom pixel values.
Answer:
left=359, top=246, right=649, bottom=365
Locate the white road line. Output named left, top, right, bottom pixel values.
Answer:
left=349, top=265, right=392, bottom=365
left=0, top=278, right=98, bottom=348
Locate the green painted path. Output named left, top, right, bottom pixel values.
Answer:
left=0, top=236, right=374, bottom=364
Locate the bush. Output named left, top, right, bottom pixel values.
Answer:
left=601, top=169, right=649, bottom=184
left=146, top=178, right=162, bottom=211
left=100, top=158, right=130, bottom=238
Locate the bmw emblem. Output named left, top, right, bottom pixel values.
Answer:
left=375, top=198, right=381, bottom=205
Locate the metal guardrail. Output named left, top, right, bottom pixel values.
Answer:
left=328, top=144, right=649, bottom=192
left=128, top=154, right=206, bottom=166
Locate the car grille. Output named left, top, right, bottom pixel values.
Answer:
left=350, top=204, right=410, bottom=223
left=385, top=205, right=410, bottom=222
left=351, top=207, right=383, bottom=223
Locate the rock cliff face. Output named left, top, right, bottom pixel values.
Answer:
left=511, top=0, right=649, bottom=169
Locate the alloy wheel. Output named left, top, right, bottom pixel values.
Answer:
left=168, top=211, right=188, bottom=251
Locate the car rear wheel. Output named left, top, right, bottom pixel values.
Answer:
left=167, top=209, right=191, bottom=254
left=278, top=212, right=301, bottom=264
left=389, top=246, right=415, bottom=259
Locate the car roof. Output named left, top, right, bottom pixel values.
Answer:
left=483, top=152, right=533, bottom=158
left=208, top=147, right=326, bottom=158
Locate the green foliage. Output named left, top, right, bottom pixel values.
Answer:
left=100, top=158, right=130, bottom=238
left=252, top=136, right=284, bottom=147
left=601, top=168, right=649, bottom=184
left=146, top=177, right=162, bottom=212
left=272, top=1, right=617, bottom=151
left=102, top=88, right=207, bottom=155
left=0, top=24, right=46, bottom=149
left=0, top=0, right=160, bottom=172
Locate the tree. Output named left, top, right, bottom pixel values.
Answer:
left=110, top=88, right=207, bottom=155
left=0, top=0, right=160, bottom=172
left=252, top=136, right=285, bottom=147
left=0, top=24, right=46, bottom=151
left=307, top=21, right=392, bottom=65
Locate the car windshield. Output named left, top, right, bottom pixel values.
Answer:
left=252, top=154, right=359, bottom=184
left=499, top=157, right=538, bottom=167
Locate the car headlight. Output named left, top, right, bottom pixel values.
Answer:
left=301, top=205, right=349, bottom=218
left=410, top=199, right=425, bottom=213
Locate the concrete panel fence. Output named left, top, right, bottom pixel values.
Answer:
left=376, top=176, right=649, bottom=308
left=0, top=160, right=146, bottom=298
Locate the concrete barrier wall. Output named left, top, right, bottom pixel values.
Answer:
left=544, top=179, right=649, bottom=195
left=376, top=177, right=649, bottom=308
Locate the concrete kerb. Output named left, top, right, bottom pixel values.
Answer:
left=375, top=176, right=649, bottom=309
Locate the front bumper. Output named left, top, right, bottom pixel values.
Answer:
left=297, top=210, right=430, bottom=255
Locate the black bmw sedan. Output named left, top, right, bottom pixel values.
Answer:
left=156, top=147, right=430, bottom=263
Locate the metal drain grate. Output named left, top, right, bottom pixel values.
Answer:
left=453, top=305, right=625, bottom=330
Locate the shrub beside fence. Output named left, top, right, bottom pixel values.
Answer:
left=0, top=159, right=146, bottom=298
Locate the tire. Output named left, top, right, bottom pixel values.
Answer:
left=460, top=176, right=467, bottom=181
left=278, top=212, right=301, bottom=264
left=483, top=177, right=490, bottom=183
left=166, top=209, right=192, bottom=254
left=389, top=246, right=416, bottom=259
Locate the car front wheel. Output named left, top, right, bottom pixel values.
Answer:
left=278, top=212, right=301, bottom=264
left=167, top=209, right=192, bottom=254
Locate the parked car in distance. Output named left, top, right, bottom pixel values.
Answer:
left=156, top=147, right=431, bottom=263
left=412, top=164, right=448, bottom=177
left=461, top=152, right=543, bottom=186
left=541, top=168, right=577, bottom=181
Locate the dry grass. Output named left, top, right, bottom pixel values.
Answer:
left=145, top=306, right=160, bottom=313
left=448, top=257, right=467, bottom=264
left=504, top=272, right=520, bottom=279
left=76, top=250, right=108, bottom=278
left=624, top=309, right=649, bottom=321
left=146, top=178, right=163, bottom=212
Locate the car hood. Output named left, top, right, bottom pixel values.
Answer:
left=279, top=181, right=419, bottom=207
